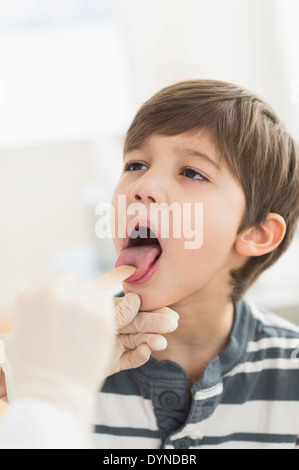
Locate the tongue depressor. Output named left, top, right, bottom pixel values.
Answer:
left=0, top=265, right=136, bottom=335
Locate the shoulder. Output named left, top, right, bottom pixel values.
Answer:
left=242, top=298, right=299, bottom=339
left=237, top=298, right=299, bottom=365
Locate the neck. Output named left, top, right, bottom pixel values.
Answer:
left=152, top=294, right=234, bottom=383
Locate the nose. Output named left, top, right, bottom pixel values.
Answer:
left=130, top=169, right=166, bottom=206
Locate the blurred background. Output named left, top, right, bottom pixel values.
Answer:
left=0, top=0, right=298, bottom=322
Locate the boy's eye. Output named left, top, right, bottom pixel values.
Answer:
left=181, top=167, right=208, bottom=181
left=123, top=161, right=148, bottom=172
left=123, top=161, right=208, bottom=182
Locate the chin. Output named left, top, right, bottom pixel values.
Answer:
left=140, top=299, right=165, bottom=312
left=122, top=285, right=167, bottom=312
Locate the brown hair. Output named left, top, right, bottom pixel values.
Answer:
left=124, top=80, right=299, bottom=302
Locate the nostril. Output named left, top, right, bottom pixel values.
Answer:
left=132, top=192, right=156, bottom=204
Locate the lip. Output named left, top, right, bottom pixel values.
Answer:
left=118, top=215, right=163, bottom=285
left=124, top=251, right=162, bottom=285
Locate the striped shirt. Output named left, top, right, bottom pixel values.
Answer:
left=91, top=298, right=299, bottom=449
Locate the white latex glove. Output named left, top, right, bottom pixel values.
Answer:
left=4, top=274, right=115, bottom=431
left=1, top=287, right=179, bottom=423
left=108, top=293, right=179, bottom=376
left=1, top=293, right=179, bottom=397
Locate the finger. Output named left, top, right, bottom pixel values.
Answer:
left=49, top=277, right=114, bottom=324
left=113, top=293, right=141, bottom=329
left=119, top=308, right=179, bottom=334
left=120, top=333, right=167, bottom=352
left=147, top=308, right=179, bottom=321
left=119, top=344, right=151, bottom=371
left=0, top=368, right=7, bottom=399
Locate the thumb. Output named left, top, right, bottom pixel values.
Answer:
left=113, top=293, right=141, bottom=330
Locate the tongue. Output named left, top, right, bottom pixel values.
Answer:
left=114, top=245, right=162, bottom=282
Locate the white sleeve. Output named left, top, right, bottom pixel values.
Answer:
left=0, top=398, right=91, bottom=449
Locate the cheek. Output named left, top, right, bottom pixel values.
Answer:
left=198, top=203, right=244, bottom=261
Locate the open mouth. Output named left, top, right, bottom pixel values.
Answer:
left=114, top=223, right=163, bottom=283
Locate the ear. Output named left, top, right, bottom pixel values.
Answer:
left=235, top=213, right=286, bottom=257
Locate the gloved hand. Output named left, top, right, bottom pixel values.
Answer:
left=1, top=278, right=179, bottom=429
left=109, top=293, right=179, bottom=376
left=4, top=273, right=115, bottom=430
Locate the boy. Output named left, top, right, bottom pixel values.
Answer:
left=91, top=80, right=299, bottom=449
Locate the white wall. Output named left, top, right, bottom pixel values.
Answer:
left=0, top=19, right=133, bottom=148
left=117, top=0, right=298, bottom=139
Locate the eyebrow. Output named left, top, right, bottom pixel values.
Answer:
left=181, top=148, right=222, bottom=172
left=126, top=143, right=222, bottom=172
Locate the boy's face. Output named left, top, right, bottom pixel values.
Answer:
left=111, top=131, right=246, bottom=311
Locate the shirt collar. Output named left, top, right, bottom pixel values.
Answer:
left=132, top=299, right=255, bottom=387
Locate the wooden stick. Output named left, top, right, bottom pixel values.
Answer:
left=0, top=265, right=137, bottom=335
left=93, top=265, right=136, bottom=291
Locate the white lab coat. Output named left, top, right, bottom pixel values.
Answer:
left=0, top=399, right=90, bottom=449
